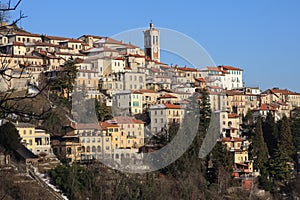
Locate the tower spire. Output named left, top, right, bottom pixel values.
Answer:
left=150, top=20, right=154, bottom=29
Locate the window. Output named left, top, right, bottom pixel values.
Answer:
left=105, top=138, right=109, bottom=142
left=29, top=139, right=32, bottom=145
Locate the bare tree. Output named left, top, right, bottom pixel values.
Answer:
left=0, top=0, right=53, bottom=120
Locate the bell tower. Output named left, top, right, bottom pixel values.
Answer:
left=143, top=21, right=160, bottom=62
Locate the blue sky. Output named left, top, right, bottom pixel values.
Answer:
left=11, top=0, right=300, bottom=91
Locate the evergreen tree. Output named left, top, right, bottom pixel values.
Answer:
left=251, top=117, right=270, bottom=189
left=95, top=99, right=113, bottom=122
left=206, top=142, right=232, bottom=194
left=262, top=112, right=278, bottom=157
left=51, top=58, right=78, bottom=100
left=0, top=122, right=21, bottom=153
left=277, top=116, right=295, bottom=158
left=269, top=116, right=295, bottom=189
left=290, top=108, right=300, bottom=152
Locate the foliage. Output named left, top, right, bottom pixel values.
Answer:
left=290, top=109, right=300, bottom=152
left=262, top=112, right=278, bottom=157
left=50, top=58, right=78, bottom=100
left=95, top=98, right=113, bottom=122
left=268, top=116, right=295, bottom=191
left=49, top=164, right=95, bottom=199
left=206, top=142, right=232, bottom=194
left=0, top=121, right=21, bottom=152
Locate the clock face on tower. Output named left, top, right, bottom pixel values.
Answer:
left=154, top=47, right=158, bottom=53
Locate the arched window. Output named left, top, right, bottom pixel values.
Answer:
left=92, top=146, right=96, bottom=152
left=97, top=146, right=101, bottom=152
left=86, top=146, right=90, bottom=152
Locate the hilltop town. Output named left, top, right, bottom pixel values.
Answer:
left=0, top=22, right=299, bottom=199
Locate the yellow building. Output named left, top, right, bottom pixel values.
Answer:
left=73, top=123, right=112, bottom=160
left=100, top=121, right=122, bottom=149
left=102, top=116, right=145, bottom=149
left=14, top=122, right=36, bottom=153
left=14, top=122, right=52, bottom=155
left=222, top=137, right=253, bottom=176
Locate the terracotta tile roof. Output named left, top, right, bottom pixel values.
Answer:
left=100, top=121, right=119, bottom=128
left=207, top=66, right=221, bottom=71
left=228, top=113, right=239, bottom=118
left=95, top=37, right=123, bottom=45
left=222, top=137, right=243, bottom=142
left=43, top=35, right=70, bottom=41
left=265, top=88, right=299, bottom=95
left=164, top=104, right=182, bottom=109
left=220, top=65, right=243, bottom=71
left=13, top=31, right=41, bottom=37
left=195, top=77, right=206, bottom=82
left=256, top=104, right=277, bottom=111
left=178, top=66, right=198, bottom=72
left=158, top=94, right=177, bottom=99
left=72, top=123, right=102, bottom=130
left=132, top=90, right=143, bottom=94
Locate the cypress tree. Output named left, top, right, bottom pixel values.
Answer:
left=269, top=116, right=294, bottom=188
left=262, top=112, right=278, bottom=157
left=252, top=118, right=269, bottom=174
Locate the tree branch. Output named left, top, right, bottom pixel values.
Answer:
left=0, top=0, right=22, bottom=11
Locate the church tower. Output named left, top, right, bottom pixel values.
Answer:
left=143, top=22, right=160, bottom=62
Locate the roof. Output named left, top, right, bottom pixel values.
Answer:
left=112, top=116, right=144, bottom=124
left=178, top=66, right=198, bottom=72
left=220, top=65, right=243, bottom=71
left=13, top=31, right=41, bottom=37
left=157, top=94, right=177, bottom=99
left=263, top=88, right=299, bottom=95
left=14, top=122, right=35, bottom=128
left=164, top=104, right=182, bottom=109
left=100, top=121, right=119, bottom=128
left=15, top=145, right=39, bottom=159
left=257, top=104, right=277, bottom=111
left=71, top=123, right=102, bottom=130
left=195, top=77, right=206, bottom=82
left=228, top=113, right=239, bottom=118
